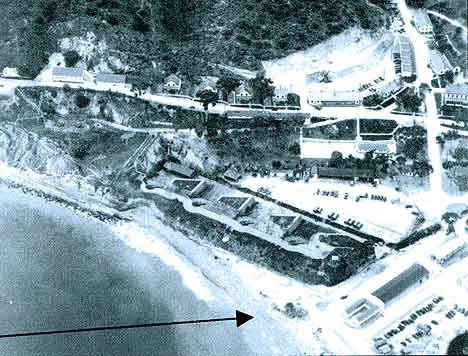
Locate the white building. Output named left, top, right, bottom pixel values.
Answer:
left=443, top=84, right=468, bottom=108
left=392, top=35, right=416, bottom=78
left=52, top=67, right=92, bottom=83
left=163, top=74, right=182, bottom=93
left=1, top=67, right=20, bottom=78
left=413, top=10, right=433, bottom=34
left=431, top=238, right=466, bottom=266
left=95, top=72, right=129, bottom=88
left=428, top=50, right=453, bottom=76
left=235, top=84, right=252, bottom=103
left=308, top=90, right=363, bottom=107
left=272, top=88, right=289, bottom=105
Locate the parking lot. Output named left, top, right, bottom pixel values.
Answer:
left=373, top=295, right=468, bottom=355
left=241, top=176, right=419, bottom=244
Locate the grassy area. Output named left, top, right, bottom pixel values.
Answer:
left=206, top=126, right=301, bottom=168
left=303, top=120, right=357, bottom=140
left=359, top=119, right=398, bottom=134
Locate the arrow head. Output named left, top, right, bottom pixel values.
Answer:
left=235, top=310, right=254, bottom=328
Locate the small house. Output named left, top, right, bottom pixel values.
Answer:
left=272, top=88, right=289, bottom=105
left=235, top=84, right=252, bottom=104
left=1, top=67, right=20, bottom=78
left=163, top=74, right=182, bottom=93
left=163, top=162, right=195, bottom=178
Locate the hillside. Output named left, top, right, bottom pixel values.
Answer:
left=0, top=0, right=388, bottom=81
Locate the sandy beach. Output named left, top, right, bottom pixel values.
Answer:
left=0, top=184, right=254, bottom=356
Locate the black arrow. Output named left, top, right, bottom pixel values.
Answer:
left=0, top=310, right=254, bottom=340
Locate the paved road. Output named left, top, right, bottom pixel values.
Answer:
left=397, top=0, right=444, bottom=193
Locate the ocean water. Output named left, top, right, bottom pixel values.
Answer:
left=0, top=186, right=252, bottom=356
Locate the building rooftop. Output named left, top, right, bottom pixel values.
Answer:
left=317, top=167, right=374, bottom=179
left=164, top=74, right=182, bottom=85
left=446, top=83, right=468, bottom=96
left=309, top=90, right=362, bottom=102
left=413, top=9, right=432, bottom=27
left=274, top=88, right=289, bottom=97
left=96, top=72, right=126, bottom=84
left=163, top=162, right=195, bottom=178
left=429, top=50, right=452, bottom=73
left=371, top=263, right=430, bottom=305
left=236, top=84, right=251, bottom=96
left=393, top=36, right=416, bottom=75
left=52, top=67, right=84, bottom=77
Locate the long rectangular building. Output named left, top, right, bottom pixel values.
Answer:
left=317, top=167, right=375, bottom=180
left=371, top=263, right=430, bottom=305
left=392, top=36, right=416, bottom=78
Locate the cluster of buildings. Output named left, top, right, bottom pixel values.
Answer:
left=50, top=67, right=130, bottom=89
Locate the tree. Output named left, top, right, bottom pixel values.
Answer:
left=287, top=93, right=301, bottom=107
left=413, top=160, right=433, bottom=177
left=397, top=89, right=423, bottom=112
left=436, top=134, right=446, bottom=147
left=198, top=89, right=218, bottom=111
left=402, top=136, right=425, bottom=160
left=75, top=93, right=90, bottom=108
left=18, top=14, right=50, bottom=78
left=444, top=70, right=454, bottom=84
left=452, top=146, right=468, bottom=161
left=288, top=142, right=300, bottom=156
left=64, top=50, right=81, bottom=67
left=133, top=9, right=151, bottom=32
left=363, top=93, right=383, bottom=107
left=197, top=89, right=218, bottom=137
left=70, top=140, right=90, bottom=160
left=248, top=73, right=275, bottom=105
left=153, top=0, right=196, bottom=41
left=442, top=212, right=458, bottom=234
left=329, top=151, right=344, bottom=168
left=216, top=75, right=241, bottom=101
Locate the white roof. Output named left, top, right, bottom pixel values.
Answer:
left=52, top=67, right=84, bottom=77
left=96, top=73, right=126, bottom=84
left=432, top=238, right=465, bottom=260
left=413, top=10, right=432, bottom=27
left=429, top=50, right=452, bottom=72
left=309, top=90, right=362, bottom=101
left=446, top=83, right=468, bottom=96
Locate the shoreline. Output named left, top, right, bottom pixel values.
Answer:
left=0, top=161, right=323, bottom=355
